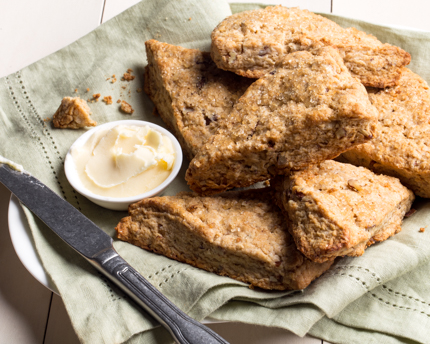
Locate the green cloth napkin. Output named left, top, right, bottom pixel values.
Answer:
left=1, top=1, right=430, bottom=343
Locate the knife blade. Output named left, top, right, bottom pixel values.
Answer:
left=0, top=161, right=229, bottom=344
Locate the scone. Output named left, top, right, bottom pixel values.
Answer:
left=115, top=188, right=334, bottom=291
left=144, top=39, right=253, bottom=161
left=186, top=47, right=378, bottom=195
left=52, top=97, right=96, bottom=129
left=341, top=68, right=430, bottom=198
left=211, top=6, right=410, bottom=88
left=272, top=160, right=414, bottom=263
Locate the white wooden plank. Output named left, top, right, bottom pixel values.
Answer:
left=332, top=0, right=430, bottom=31
left=207, top=322, right=322, bottom=344
left=0, top=0, right=105, bottom=78
left=101, top=0, right=332, bottom=24
left=102, top=0, right=141, bottom=23
left=0, top=184, right=52, bottom=344
left=44, top=294, right=80, bottom=344
left=228, top=0, right=331, bottom=13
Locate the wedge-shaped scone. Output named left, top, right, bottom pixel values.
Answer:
left=52, top=97, right=96, bottom=129
left=341, top=68, right=430, bottom=197
left=115, top=188, right=333, bottom=290
left=144, top=39, right=253, bottom=161
left=211, top=6, right=410, bottom=88
left=186, top=47, right=378, bottom=195
left=272, top=160, right=414, bottom=263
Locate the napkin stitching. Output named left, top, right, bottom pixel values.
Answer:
left=7, top=71, right=84, bottom=211
left=146, top=264, right=191, bottom=288
left=370, top=291, right=430, bottom=317
left=380, top=285, right=430, bottom=308
left=327, top=265, right=381, bottom=280
left=97, top=271, right=129, bottom=302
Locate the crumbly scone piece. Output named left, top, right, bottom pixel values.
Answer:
left=144, top=39, right=253, bottom=161
left=211, top=6, right=410, bottom=88
left=186, top=47, right=378, bottom=195
left=341, top=68, right=430, bottom=197
left=272, top=160, right=414, bottom=263
left=115, top=188, right=333, bottom=290
left=52, top=97, right=96, bottom=129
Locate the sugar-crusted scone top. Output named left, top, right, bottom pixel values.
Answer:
left=186, top=47, right=378, bottom=195
left=342, top=68, right=430, bottom=197
left=272, top=160, right=414, bottom=263
left=211, top=5, right=410, bottom=87
left=144, top=40, right=252, bottom=160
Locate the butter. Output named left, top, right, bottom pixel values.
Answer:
left=0, top=156, right=25, bottom=172
left=71, top=125, right=175, bottom=198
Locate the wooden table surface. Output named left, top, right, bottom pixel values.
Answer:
left=1, top=0, right=429, bottom=343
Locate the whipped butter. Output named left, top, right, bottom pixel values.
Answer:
left=71, top=125, right=175, bottom=198
left=0, top=156, right=25, bottom=172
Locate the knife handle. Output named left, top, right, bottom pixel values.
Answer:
left=92, top=248, right=230, bottom=344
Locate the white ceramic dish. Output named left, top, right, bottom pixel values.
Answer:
left=64, top=120, right=183, bottom=211
left=8, top=194, right=59, bottom=294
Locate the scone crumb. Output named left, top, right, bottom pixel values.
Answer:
left=103, top=96, right=113, bottom=105
left=86, top=88, right=90, bottom=92
left=52, top=96, right=96, bottom=129
left=74, top=88, right=78, bottom=93
left=120, top=100, right=134, bottom=114
left=44, top=117, right=51, bottom=122
left=127, top=68, right=133, bottom=73
left=92, top=93, right=101, bottom=102
left=117, top=99, right=121, bottom=103
left=419, top=227, right=426, bottom=233
left=123, top=72, right=135, bottom=81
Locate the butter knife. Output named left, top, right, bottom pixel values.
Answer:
left=0, top=161, right=229, bottom=344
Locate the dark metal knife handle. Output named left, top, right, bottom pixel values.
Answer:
left=91, top=248, right=229, bottom=344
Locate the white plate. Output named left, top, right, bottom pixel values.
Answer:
left=8, top=195, right=59, bottom=294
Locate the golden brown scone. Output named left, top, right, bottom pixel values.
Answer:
left=115, top=188, right=333, bottom=291
left=186, top=47, right=378, bottom=195
left=341, top=68, right=430, bottom=198
left=211, top=6, right=410, bottom=88
left=144, top=40, right=253, bottom=161
left=52, top=97, right=96, bottom=129
left=272, top=160, right=414, bottom=263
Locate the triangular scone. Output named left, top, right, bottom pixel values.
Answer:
left=341, top=68, right=430, bottom=197
left=186, top=47, right=378, bottom=195
left=144, top=40, right=253, bottom=161
left=115, top=188, right=333, bottom=291
left=272, top=160, right=414, bottom=263
left=211, top=6, right=410, bottom=88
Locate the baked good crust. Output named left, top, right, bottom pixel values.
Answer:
left=52, top=97, right=96, bottom=129
left=144, top=39, right=252, bottom=161
left=341, top=68, right=430, bottom=198
left=211, top=6, right=410, bottom=88
left=272, top=160, right=414, bottom=263
left=115, top=188, right=333, bottom=290
left=186, top=47, right=378, bottom=195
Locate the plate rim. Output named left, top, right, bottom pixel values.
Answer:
left=8, top=194, right=59, bottom=294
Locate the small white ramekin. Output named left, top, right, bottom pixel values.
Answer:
left=64, top=120, right=183, bottom=211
